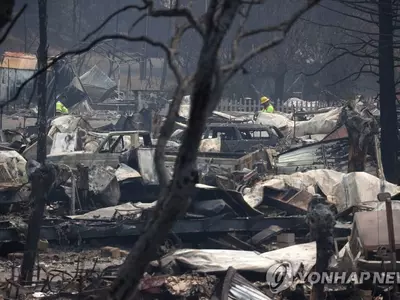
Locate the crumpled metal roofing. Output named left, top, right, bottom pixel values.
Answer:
left=228, top=270, right=272, bottom=300
left=0, top=51, right=37, bottom=70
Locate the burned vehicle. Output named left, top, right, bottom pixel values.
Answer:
left=46, top=130, right=153, bottom=169
left=202, top=123, right=283, bottom=153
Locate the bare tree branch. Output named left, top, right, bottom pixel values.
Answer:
left=327, top=62, right=379, bottom=86
left=301, top=18, right=386, bottom=36
left=84, top=0, right=204, bottom=42
left=337, top=0, right=379, bottom=16
left=0, top=0, right=323, bottom=298
left=0, top=33, right=183, bottom=109
left=319, top=3, right=378, bottom=24
left=222, top=0, right=322, bottom=82
left=108, top=1, right=244, bottom=298
left=83, top=4, right=149, bottom=41
left=231, top=3, right=253, bottom=60
left=0, top=4, right=27, bottom=44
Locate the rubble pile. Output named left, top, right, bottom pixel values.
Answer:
left=0, top=95, right=394, bottom=300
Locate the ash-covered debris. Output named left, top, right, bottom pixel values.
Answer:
left=0, top=96, right=393, bottom=300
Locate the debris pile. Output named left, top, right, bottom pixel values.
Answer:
left=0, top=95, right=394, bottom=300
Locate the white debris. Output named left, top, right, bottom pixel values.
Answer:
left=244, top=169, right=400, bottom=212
left=294, top=108, right=340, bottom=137
left=157, top=242, right=317, bottom=279
left=50, top=132, right=78, bottom=154
left=256, top=111, right=293, bottom=130
left=199, top=136, right=221, bottom=152
left=0, top=150, right=28, bottom=185
left=256, top=107, right=340, bottom=138
left=115, top=163, right=141, bottom=181
left=283, top=97, right=320, bottom=110
left=67, top=202, right=154, bottom=220
left=48, top=115, right=92, bottom=138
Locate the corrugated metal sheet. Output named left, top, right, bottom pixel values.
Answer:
left=218, top=267, right=272, bottom=300
left=276, top=138, right=377, bottom=174
left=0, top=52, right=37, bottom=70
left=277, top=139, right=348, bottom=169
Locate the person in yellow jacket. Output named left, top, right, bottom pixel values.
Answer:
left=56, top=100, right=69, bottom=115
left=260, top=96, right=274, bottom=113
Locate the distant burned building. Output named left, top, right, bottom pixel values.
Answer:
left=0, top=51, right=37, bottom=102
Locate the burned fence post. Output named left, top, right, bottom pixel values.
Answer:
left=306, top=196, right=336, bottom=300
left=338, top=105, right=379, bottom=173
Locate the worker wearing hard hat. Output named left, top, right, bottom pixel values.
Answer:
left=56, top=100, right=69, bottom=115
left=260, top=96, right=274, bottom=113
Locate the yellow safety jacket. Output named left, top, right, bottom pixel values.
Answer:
left=261, top=104, right=274, bottom=113
left=56, top=101, right=69, bottom=114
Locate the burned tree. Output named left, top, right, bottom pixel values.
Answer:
left=87, top=1, right=323, bottom=299
left=0, top=0, right=320, bottom=296
left=338, top=103, right=379, bottom=172
left=20, top=0, right=49, bottom=283
left=378, top=0, right=398, bottom=183
left=303, top=0, right=399, bottom=182
left=307, top=196, right=336, bottom=300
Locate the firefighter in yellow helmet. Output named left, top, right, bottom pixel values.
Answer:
left=55, top=98, right=69, bottom=115
left=260, top=96, right=274, bottom=113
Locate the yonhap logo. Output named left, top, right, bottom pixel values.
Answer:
left=266, top=261, right=400, bottom=293
left=265, top=262, right=295, bottom=293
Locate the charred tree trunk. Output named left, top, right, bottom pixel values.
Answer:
left=339, top=105, right=379, bottom=172
left=35, top=0, right=48, bottom=164
left=379, top=0, right=398, bottom=183
left=108, top=2, right=241, bottom=299
left=307, top=197, right=336, bottom=300
left=20, top=0, right=48, bottom=283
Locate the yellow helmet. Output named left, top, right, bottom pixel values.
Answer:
left=260, top=96, right=270, bottom=104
